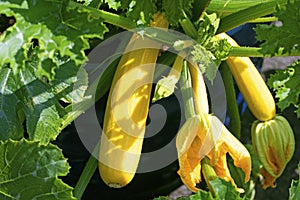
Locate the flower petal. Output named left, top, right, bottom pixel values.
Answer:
left=261, top=167, right=276, bottom=189
left=211, top=153, right=233, bottom=183
left=211, top=116, right=251, bottom=182
left=176, top=116, right=200, bottom=156
left=222, top=130, right=251, bottom=182
left=176, top=114, right=211, bottom=192
left=177, top=153, right=201, bottom=192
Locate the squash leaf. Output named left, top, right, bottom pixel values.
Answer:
left=162, top=0, right=194, bottom=26
left=0, top=139, right=75, bottom=200
left=0, top=0, right=108, bottom=80
left=126, top=0, right=157, bottom=24
left=0, top=55, right=88, bottom=144
left=191, top=13, right=231, bottom=83
left=153, top=178, right=248, bottom=199
left=255, top=0, right=300, bottom=56
left=289, top=163, right=300, bottom=199
left=267, top=60, right=300, bottom=118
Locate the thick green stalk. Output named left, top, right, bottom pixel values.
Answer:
left=220, top=62, right=241, bottom=139
left=248, top=16, right=278, bottom=23
left=179, top=60, right=196, bottom=119
left=229, top=46, right=300, bottom=57
left=69, top=1, right=136, bottom=30
left=201, top=156, right=218, bottom=198
left=73, top=142, right=99, bottom=199
left=217, top=0, right=288, bottom=33
left=207, top=0, right=276, bottom=16
left=229, top=47, right=265, bottom=58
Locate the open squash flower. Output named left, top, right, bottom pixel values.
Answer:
left=176, top=113, right=251, bottom=192
left=251, top=115, right=295, bottom=189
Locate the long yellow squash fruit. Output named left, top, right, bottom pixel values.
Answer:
left=217, top=33, right=276, bottom=121
left=98, top=13, right=169, bottom=188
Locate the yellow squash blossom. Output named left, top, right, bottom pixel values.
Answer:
left=176, top=114, right=251, bottom=192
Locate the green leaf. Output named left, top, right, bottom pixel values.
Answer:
left=191, top=13, right=230, bottom=83
left=245, top=144, right=261, bottom=178
left=209, top=178, right=248, bottom=200
left=126, top=0, right=157, bottom=24
left=189, top=190, right=214, bottom=200
left=0, top=66, right=61, bottom=144
left=0, top=139, right=75, bottom=200
left=0, top=0, right=108, bottom=80
left=0, top=68, right=24, bottom=140
left=196, top=13, right=231, bottom=61
left=105, top=0, right=121, bottom=10
left=255, top=0, right=300, bottom=56
left=267, top=60, right=300, bottom=118
left=196, top=13, right=220, bottom=45
left=84, top=0, right=156, bottom=24
left=289, top=163, right=300, bottom=200
left=52, top=59, right=88, bottom=104
left=191, top=44, right=219, bottom=83
left=207, top=38, right=231, bottom=63
left=162, top=0, right=194, bottom=26
left=154, top=178, right=248, bottom=199
left=0, top=55, right=88, bottom=144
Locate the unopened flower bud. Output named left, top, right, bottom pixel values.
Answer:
left=251, top=115, right=295, bottom=189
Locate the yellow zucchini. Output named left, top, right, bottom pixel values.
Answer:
left=217, top=33, right=276, bottom=121
left=98, top=13, right=169, bottom=188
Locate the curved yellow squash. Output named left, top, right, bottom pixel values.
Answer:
left=217, top=33, right=276, bottom=121
left=98, top=13, right=169, bottom=188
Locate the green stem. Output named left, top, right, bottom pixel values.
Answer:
left=179, top=12, right=198, bottom=40
left=201, top=156, right=218, bottom=198
left=217, top=0, right=288, bottom=33
left=69, top=1, right=136, bottom=30
left=219, top=62, right=241, bottom=139
left=179, top=60, right=196, bottom=119
left=229, top=46, right=300, bottom=57
left=229, top=47, right=265, bottom=57
left=248, top=16, right=278, bottom=23
left=207, top=0, right=277, bottom=16
left=70, top=1, right=189, bottom=49
left=227, top=157, right=246, bottom=190
left=73, top=142, right=99, bottom=199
